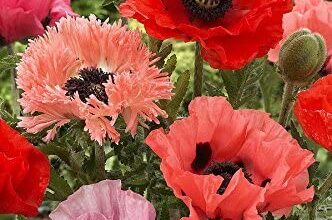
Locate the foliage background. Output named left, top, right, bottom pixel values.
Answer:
left=0, top=0, right=331, bottom=219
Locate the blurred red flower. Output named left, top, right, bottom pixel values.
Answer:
left=295, top=74, right=332, bottom=151
left=0, top=0, right=76, bottom=44
left=120, top=0, right=292, bottom=70
left=0, top=119, right=50, bottom=217
left=146, top=97, right=314, bottom=219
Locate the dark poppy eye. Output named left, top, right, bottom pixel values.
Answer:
left=182, top=0, right=232, bottom=22
left=195, top=0, right=220, bottom=9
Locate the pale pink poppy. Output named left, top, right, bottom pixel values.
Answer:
left=268, top=0, right=332, bottom=72
left=16, top=15, right=173, bottom=144
left=146, top=96, right=315, bottom=219
left=0, top=0, right=76, bottom=44
left=49, top=180, right=156, bottom=220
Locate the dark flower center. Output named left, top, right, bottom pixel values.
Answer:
left=191, top=142, right=212, bottom=171
left=191, top=142, right=253, bottom=195
left=182, top=0, right=232, bottom=22
left=64, top=67, right=114, bottom=104
left=204, top=161, right=253, bottom=195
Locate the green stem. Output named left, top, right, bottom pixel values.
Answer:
left=95, top=143, right=107, bottom=181
left=193, top=42, right=204, bottom=98
left=278, top=82, right=295, bottom=127
left=6, top=44, right=20, bottom=116
left=308, top=202, right=316, bottom=220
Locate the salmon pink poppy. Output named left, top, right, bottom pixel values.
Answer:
left=0, top=0, right=76, bottom=44
left=16, top=15, right=173, bottom=145
left=49, top=180, right=156, bottom=220
left=120, top=0, right=292, bottom=70
left=146, top=96, right=314, bottom=219
left=268, top=0, right=332, bottom=74
left=0, top=119, right=50, bottom=217
left=294, top=74, right=332, bottom=151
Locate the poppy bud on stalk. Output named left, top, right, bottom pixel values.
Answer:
left=278, top=29, right=327, bottom=85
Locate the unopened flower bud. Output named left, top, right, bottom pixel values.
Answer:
left=279, top=29, right=327, bottom=85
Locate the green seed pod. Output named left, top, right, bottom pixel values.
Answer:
left=278, top=29, right=327, bottom=85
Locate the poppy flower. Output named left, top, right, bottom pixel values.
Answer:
left=294, top=74, right=332, bottom=151
left=146, top=96, right=314, bottom=219
left=0, top=0, right=76, bottom=44
left=49, top=180, right=156, bottom=220
left=120, top=0, right=292, bottom=70
left=269, top=0, right=332, bottom=75
left=0, top=119, right=50, bottom=217
left=16, top=15, right=173, bottom=145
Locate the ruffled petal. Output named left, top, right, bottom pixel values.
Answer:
left=50, top=180, right=156, bottom=220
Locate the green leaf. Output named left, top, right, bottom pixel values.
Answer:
left=162, top=54, right=177, bottom=74
left=158, top=202, right=170, bottom=220
left=40, top=144, right=71, bottom=165
left=149, top=37, right=163, bottom=54
left=221, top=58, right=266, bottom=109
left=47, top=168, right=73, bottom=201
left=155, top=43, right=173, bottom=68
left=289, top=120, right=311, bottom=150
left=0, top=54, right=20, bottom=73
left=259, top=62, right=281, bottom=115
left=102, top=0, right=114, bottom=6
left=166, top=70, right=190, bottom=121
left=70, top=151, right=86, bottom=169
left=0, top=98, right=16, bottom=123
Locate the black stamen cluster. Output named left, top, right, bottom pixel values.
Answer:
left=64, top=68, right=114, bottom=104
left=203, top=161, right=253, bottom=195
left=182, top=0, right=232, bottom=22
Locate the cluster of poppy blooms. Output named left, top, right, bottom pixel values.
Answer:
left=0, top=0, right=332, bottom=219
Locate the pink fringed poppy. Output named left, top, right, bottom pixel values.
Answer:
left=120, top=0, right=292, bottom=70
left=16, top=15, right=173, bottom=145
left=49, top=180, right=156, bottom=220
left=0, top=0, right=76, bottom=44
left=146, top=96, right=314, bottom=219
left=0, top=119, right=50, bottom=217
left=269, top=0, right=332, bottom=74
left=294, top=74, right=332, bottom=151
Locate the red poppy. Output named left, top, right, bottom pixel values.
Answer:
left=294, top=74, right=332, bottom=151
left=146, top=97, right=314, bottom=219
left=120, top=0, right=293, bottom=70
left=0, top=119, right=50, bottom=217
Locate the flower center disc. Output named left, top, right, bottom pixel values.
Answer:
left=64, top=68, right=114, bottom=104
left=203, top=161, right=252, bottom=195
left=182, top=0, right=232, bottom=22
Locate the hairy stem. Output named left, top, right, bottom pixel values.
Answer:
left=193, top=42, right=204, bottom=98
left=6, top=45, right=20, bottom=115
left=308, top=202, right=316, bottom=220
left=95, top=143, right=107, bottom=181
left=278, top=82, right=295, bottom=127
